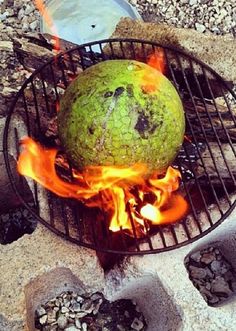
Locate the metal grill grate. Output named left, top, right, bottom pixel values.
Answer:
left=3, top=39, right=236, bottom=254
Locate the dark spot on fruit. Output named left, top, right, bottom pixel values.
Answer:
left=88, top=126, right=95, bottom=134
left=114, top=87, right=125, bottom=97
left=135, top=113, right=150, bottom=137
left=135, top=111, right=159, bottom=137
left=91, top=24, right=96, bottom=28
left=104, top=91, right=113, bottom=98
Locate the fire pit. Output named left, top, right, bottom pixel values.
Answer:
left=3, top=38, right=236, bottom=255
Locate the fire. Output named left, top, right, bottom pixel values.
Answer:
left=141, top=48, right=166, bottom=94
left=17, top=137, right=188, bottom=235
left=34, top=0, right=60, bottom=52
left=147, top=48, right=166, bottom=74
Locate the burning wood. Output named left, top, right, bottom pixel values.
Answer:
left=17, top=137, right=188, bottom=235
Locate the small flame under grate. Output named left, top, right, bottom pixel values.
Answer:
left=3, top=39, right=236, bottom=254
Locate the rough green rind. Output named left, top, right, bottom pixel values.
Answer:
left=58, top=60, right=185, bottom=173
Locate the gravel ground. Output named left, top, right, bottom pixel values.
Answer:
left=129, top=0, right=236, bottom=36
left=0, top=0, right=235, bottom=39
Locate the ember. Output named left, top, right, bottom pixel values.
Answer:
left=17, top=137, right=188, bottom=235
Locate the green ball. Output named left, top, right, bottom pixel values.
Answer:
left=58, top=59, right=185, bottom=173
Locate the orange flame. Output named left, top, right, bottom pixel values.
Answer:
left=34, top=0, right=60, bottom=52
left=147, top=48, right=166, bottom=74
left=17, top=137, right=188, bottom=234
left=142, top=48, right=166, bottom=94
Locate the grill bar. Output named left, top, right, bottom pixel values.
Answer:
left=189, top=63, right=231, bottom=205
left=3, top=38, right=236, bottom=255
left=177, top=56, right=224, bottom=211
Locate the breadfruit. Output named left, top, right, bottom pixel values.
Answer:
left=57, top=59, right=185, bottom=173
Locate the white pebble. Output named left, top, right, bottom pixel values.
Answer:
left=61, top=306, right=70, bottom=313
left=39, top=315, right=47, bottom=325
left=189, top=0, right=198, bottom=5
left=25, top=4, right=35, bottom=16
left=17, top=8, right=25, bottom=20
left=0, top=12, right=8, bottom=22
left=22, top=22, right=30, bottom=32
left=195, top=22, right=206, bottom=33
left=75, top=319, right=81, bottom=328
left=29, top=20, right=38, bottom=31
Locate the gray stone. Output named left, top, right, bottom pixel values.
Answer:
left=57, top=315, right=68, bottom=329
left=17, top=7, right=25, bottom=20
left=195, top=23, right=206, bottom=33
left=65, top=326, right=79, bottom=331
left=211, top=276, right=233, bottom=296
left=61, top=306, right=70, bottom=314
left=64, top=300, right=71, bottom=308
left=24, top=4, right=34, bottom=15
left=69, top=312, right=76, bottom=319
left=200, top=253, right=216, bottom=265
left=211, top=260, right=230, bottom=275
left=76, top=296, right=84, bottom=303
left=39, top=314, right=47, bottom=325
left=22, top=22, right=29, bottom=32
left=75, top=318, right=81, bottom=328
left=189, top=266, right=208, bottom=279
left=29, top=20, right=38, bottom=31
left=81, top=299, right=93, bottom=313
left=189, top=0, right=198, bottom=5
left=190, top=251, right=201, bottom=263
left=47, top=309, right=57, bottom=324
left=71, top=302, right=81, bottom=312
left=131, top=317, right=144, bottom=331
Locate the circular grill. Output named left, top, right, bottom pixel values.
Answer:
left=3, top=39, right=236, bottom=254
